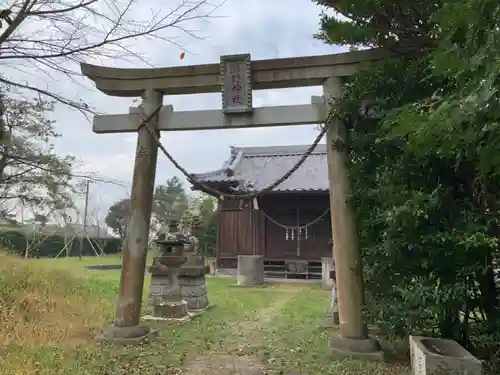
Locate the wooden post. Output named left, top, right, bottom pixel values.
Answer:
left=97, top=89, right=162, bottom=342
left=215, top=201, right=221, bottom=269
left=323, top=77, right=368, bottom=340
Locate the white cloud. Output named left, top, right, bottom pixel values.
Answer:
left=76, top=153, right=134, bottom=181
left=4, top=0, right=342, bottom=223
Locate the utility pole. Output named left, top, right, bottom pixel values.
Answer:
left=79, top=179, right=90, bottom=260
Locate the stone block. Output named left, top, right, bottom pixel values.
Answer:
left=410, top=336, right=483, bottom=375
left=178, top=273, right=209, bottom=311
left=237, top=255, right=264, bottom=286
left=178, top=275, right=205, bottom=286
left=183, top=255, right=205, bottom=267
left=148, top=275, right=175, bottom=305
left=321, top=257, right=334, bottom=290
left=150, top=275, right=172, bottom=286
left=148, top=264, right=210, bottom=311
left=181, top=284, right=207, bottom=298
left=149, top=284, right=162, bottom=295
left=153, top=301, right=188, bottom=319
left=184, top=294, right=209, bottom=310
left=178, top=266, right=208, bottom=277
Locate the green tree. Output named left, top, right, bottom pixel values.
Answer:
left=200, top=208, right=217, bottom=257
left=199, top=195, right=216, bottom=224
left=314, top=0, right=500, bottom=363
left=153, top=176, right=188, bottom=225
left=0, top=88, right=75, bottom=216
left=197, top=195, right=217, bottom=255
left=179, top=194, right=217, bottom=255
left=105, top=198, right=130, bottom=239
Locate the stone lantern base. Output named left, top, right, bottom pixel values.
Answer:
left=148, top=256, right=211, bottom=314
left=153, top=300, right=189, bottom=319
left=143, top=256, right=192, bottom=323
left=178, top=264, right=210, bottom=312
left=143, top=295, right=192, bottom=323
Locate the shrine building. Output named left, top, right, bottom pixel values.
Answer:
left=191, top=143, right=331, bottom=279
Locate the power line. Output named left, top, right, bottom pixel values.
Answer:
left=3, top=151, right=132, bottom=188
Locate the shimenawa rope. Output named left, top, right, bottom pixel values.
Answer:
left=135, top=104, right=334, bottom=200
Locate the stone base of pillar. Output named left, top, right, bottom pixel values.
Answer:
left=328, top=336, right=384, bottom=362
left=94, top=323, right=158, bottom=344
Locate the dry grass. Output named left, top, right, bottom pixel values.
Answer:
left=0, top=252, right=411, bottom=375
left=0, top=252, right=115, bottom=374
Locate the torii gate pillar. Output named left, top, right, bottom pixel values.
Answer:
left=96, top=89, right=163, bottom=343
left=323, top=77, right=383, bottom=360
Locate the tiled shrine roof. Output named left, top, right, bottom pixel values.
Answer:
left=191, top=144, right=328, bottom=193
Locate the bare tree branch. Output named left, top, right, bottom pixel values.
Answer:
left=0, top=0, right=222, bottom=224
left=0, top=0, right=223, bottom=110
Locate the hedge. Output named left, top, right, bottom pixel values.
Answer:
left=0, top=229, right=122, bottom=258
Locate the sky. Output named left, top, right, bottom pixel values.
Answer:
left=4, top=0, right=346, bottom=226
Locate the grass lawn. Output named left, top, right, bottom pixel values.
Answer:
left=0, top=253, right=411, bottom=375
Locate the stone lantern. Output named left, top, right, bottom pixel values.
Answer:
left=184, top=214, right=204, bottom=266
left=147, top=218, right=191, bottom=321
left=177, top=213, right=211, bottom=313
left=179, top=211, right=191, bottom=234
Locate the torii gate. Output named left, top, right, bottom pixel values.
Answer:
left=80, top=49, right=385, bottom=359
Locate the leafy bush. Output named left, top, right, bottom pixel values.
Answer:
left=315, top=0, right=500, bottom=369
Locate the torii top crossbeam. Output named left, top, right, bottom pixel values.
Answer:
left=80, top=48, right=387, bottom=97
